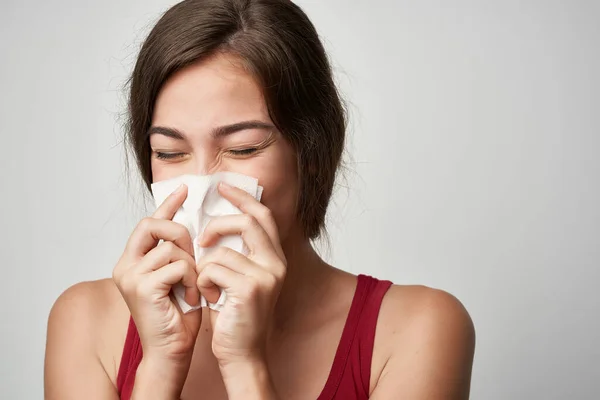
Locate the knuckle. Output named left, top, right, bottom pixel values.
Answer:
left=260, top=206, right=274, bottom=220
left=184, top=257, right=195, bottom=268
left=182, top=259, right=195, bottom=273
left=137, top=217, right=154, bottom=232
left=161, top=240, right=176, bottom=253
left=263, top=273, right=278, bottom=290
left=198, top=263, right=215, bottom=281
left=276, top=258, right=288, bottom=273
left=273, top=266, right=286, bottom=282
left=242, top=214, right=257, bottom=229
left=177, top=223, right=191, bottom=239
left=244, top=278, right=261, bottom=298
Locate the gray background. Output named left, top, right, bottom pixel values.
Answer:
left=1, top=0, right=599, bottom=398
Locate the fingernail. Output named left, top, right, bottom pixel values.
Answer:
left=173, top=183, right=186, bottom=194
left=219, top=182, right=232, bottom=190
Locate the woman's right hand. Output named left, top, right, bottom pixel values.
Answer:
left=112, top=183, right=202, bottom=368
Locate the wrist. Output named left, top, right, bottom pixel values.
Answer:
left=220, top=357, right=278, bottom=400
left=131, top=357, right=190, bottom=400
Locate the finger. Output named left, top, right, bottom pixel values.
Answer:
left=150, top=259, right=200, bottom=306
left=198, top=247, right=283, bottom=292
left=126, top=217, right=194, bottom=257
left=196, top=263, right=244, bottom=302
left=217, top=182, right=283, bottom=253
left=137, top=240, right=196, bottom=274
left=197, top=214, right=276, bottom=259
left=152, top=183, right=188, bottom=220
left=197, top=246, right=260, bottom=276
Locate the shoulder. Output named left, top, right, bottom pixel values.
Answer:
left=48, top=278, right=125, bottom=333
left=382, top=284, right=475, bottom=342
left=50, top=277, right=121, bottom=308
left=371, top=284, right=475, bottom=398
left=46, top=278, right=129, bottom=384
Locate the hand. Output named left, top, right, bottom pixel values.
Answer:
left=196, top=182, right=287, bottom=368
left=112, top=184, right=202, bottom=368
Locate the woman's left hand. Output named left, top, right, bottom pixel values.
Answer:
left=195, top=181, right=287, bottom=368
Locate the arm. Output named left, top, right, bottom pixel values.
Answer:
left=370, top=288, right=476, bottom=399
left=44, top=281, right=119, bottom=400
left=131, top=358, right=192, bottom=400
left=219, top=357, right=279, bottom=400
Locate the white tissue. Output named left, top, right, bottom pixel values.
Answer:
left=150, top=172, right=263, bottom=313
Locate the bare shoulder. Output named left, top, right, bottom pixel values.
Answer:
left=371, top=284, right=475, bottom=399
left=48, top=278, right=126, bottom=336
left=381, top=284, right=475, bottom=342
left=46, top=278, right=129, bottom=388
left=50, top=278, right=124, bottom=316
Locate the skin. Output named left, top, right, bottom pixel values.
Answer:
left=44, top=53, right=476, bottom=399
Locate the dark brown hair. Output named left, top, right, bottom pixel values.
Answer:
left=125, top=0, right=346, bottom=240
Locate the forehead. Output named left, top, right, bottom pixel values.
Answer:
left=152, top=53, right=271, bottom=130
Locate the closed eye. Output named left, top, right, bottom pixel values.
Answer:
left=228, top=148, right=258, bottom=156
left=154, top=151, right=186, bottom=160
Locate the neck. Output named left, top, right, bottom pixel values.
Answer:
left=271, top=230, right=333, bottom=331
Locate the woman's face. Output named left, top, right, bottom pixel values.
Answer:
left=150, top=53, right=299, bottom=242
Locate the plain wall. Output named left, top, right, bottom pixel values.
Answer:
left=1, top=0, right=598, bottom=398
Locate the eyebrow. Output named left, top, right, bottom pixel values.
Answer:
left=147, top=120, right=275, bottom=140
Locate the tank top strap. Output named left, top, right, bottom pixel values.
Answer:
left=116, top=316, right=143, bottom=399
left=356, top=274, right=393, bottom=390
left=318, top=274, right=393, bottom=399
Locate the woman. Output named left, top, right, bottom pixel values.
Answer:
left=44, top=0, right=475, bottom=399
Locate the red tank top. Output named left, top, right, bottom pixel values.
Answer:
left=116, top=274, right=392, bottom=399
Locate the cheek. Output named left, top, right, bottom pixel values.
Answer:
left=252, top=147, right=299, bottom=240
left=261, top=175, right=298, bottom=240
left=150, top=161, right=168, bottom=182
left=150, top=158, right=196, bottom=183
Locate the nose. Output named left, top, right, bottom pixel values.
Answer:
left=194, top=162, right=208, bottom=176
left=192, top=149, right=220, bottom=176
left=193, top=159, right=209, bottom=176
